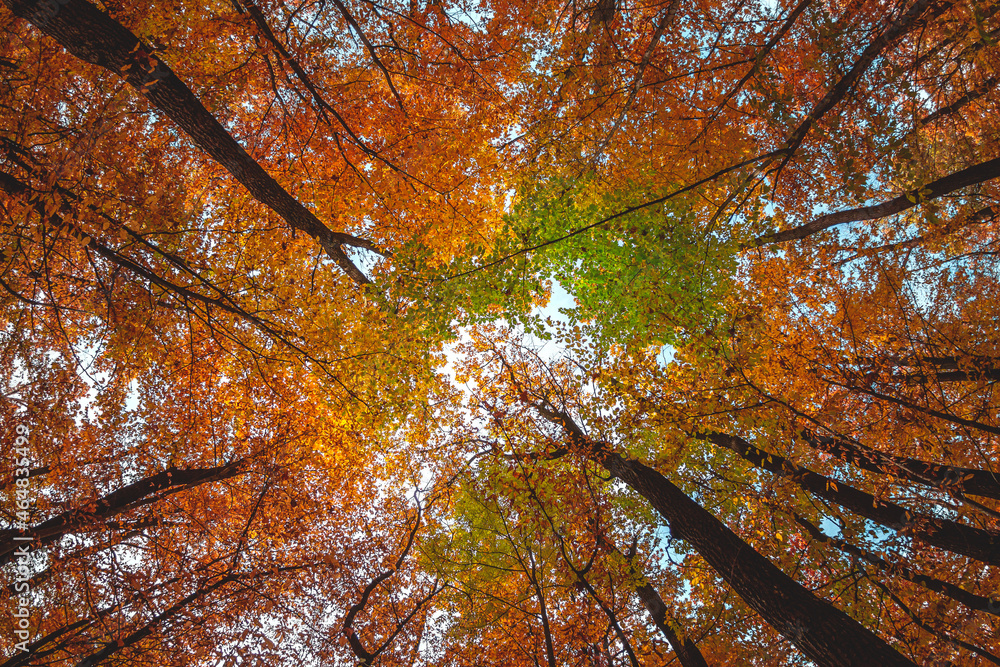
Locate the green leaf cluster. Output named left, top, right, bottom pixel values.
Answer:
left=509, top=174, right=740, bottom=348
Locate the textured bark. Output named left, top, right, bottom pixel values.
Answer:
left=801, top=431, right=1000, bottom=501
left=758, top=156, right=1000, bottom=244
left=0, top=462, right=246, bottom=564
left=3, top=0, right=376, bottom=284
left=793, top=513, right=1000, bottom=618
left=597, top=451, right=916, bottom=667
left=632, top=582, right=710, bottom=667
left=702, top=432, right=1000, bottom=565
left=529, top=403, right=914, bottom=665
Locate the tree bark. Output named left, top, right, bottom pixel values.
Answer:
left=0, top=462, right=246, bottom=564
left=3, top=0, right=377, bottom=284
left=632, top=581, right=710, bottom=667
left=609, top=536, right=711, bottom=666
left=920, top=76, right=999, bottom=126
left=702, top=431, right=1000, bottom=565
left=757, top=156, right=1000, bottom=244
left=534, top=404, right=914, bottom=666
left=597, top=451, right=916, bottom=667
left=801, top=431, right=1000, bottom=501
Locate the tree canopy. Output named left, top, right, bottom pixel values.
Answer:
left=1, top=0, right=999, bottom=664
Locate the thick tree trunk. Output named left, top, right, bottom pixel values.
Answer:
left=702, top=432, right=1000, bottom=565
left=0, top=462, right=246, bottom=564
left=597, top=451, right=916, bottom=667
left=531, top=404, right=914, bottom=666
left=2, top=0, right=376, bottom=284
left=801, top=431, right=1000, bottom=501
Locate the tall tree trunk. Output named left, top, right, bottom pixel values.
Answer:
left=535, top=404, right=916, bottom=666
left=598, top=451, right=916, bottom=667
left=2, top=0, right=377, bottom=284
left=701, top=432, right=1000, bottom=565
left=610, top=537, right=710, bottom=667
left=800, top=430, right=1000, bottom=501
left=632, top=582, right=710, bottom=667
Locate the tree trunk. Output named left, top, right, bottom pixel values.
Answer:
left=597, top=451, right=916, bottom=667
left=2, top=0, right=376, bottom=284
left=632, top=582, right=710, bottom=667
left=0, top=462, right=246, bottom=564
left=801, top=431, right=1000, bottom=501
left=702, top=432, right=1000, bottom=565
left=532, top=404, right=915, bottom=666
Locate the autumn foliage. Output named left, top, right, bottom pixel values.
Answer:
left=1, top=0, right=999, bottom=664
